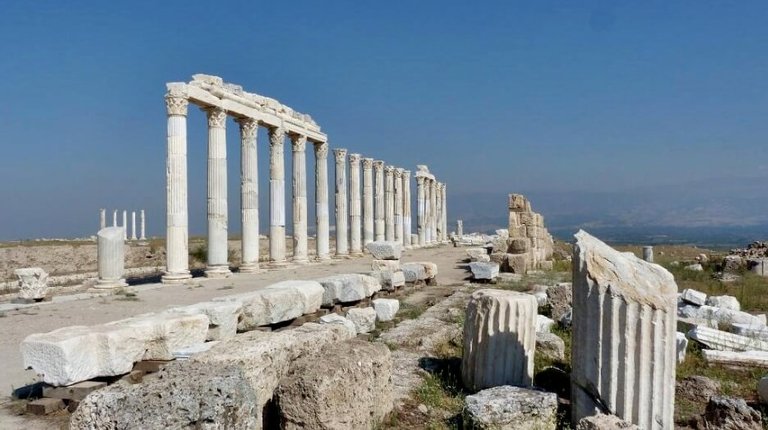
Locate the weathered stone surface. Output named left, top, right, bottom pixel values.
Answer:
left=70, top=323, right=354, bottom=430
left=723, top=255, right=745, bottom=272
left=547, top=282, right=572, bottom=322
left=506, top=253, right=529, bottom=274
left=464, top=385, right=557, bottom=430
left=318, top=313, right=357, bottom=335
left=462, top=289, right=537, bottom=391
left=533, top=291, right=548, bottom=307
left=469, top=262, right=499, bottom=281
left=15, top=267, right=49, bottom=300
left=730, top=322, right=768, bottom=341
left=537, top=315, right=555, bottom=333
left=678, top=304, right=765, bottom=327
left=498, top=273, right=523, bottom=283
left=703, top=396, right=762, bottom=430
left=467, top=247, right=490, bottom=262
left=758, top=376, right=768, bottom=405
left=414, top=261, right=438, bottom=280
left=401, top=262, right=426, bottom=282
left=23, top=312, right=209, bottom=386
left=346, top=307, right=377, bottom=334
left=371, top=259, right=400, bottom=272
left=686, top=263, right=704, bottom=271
left=365, top=241, right=402, bottom=260
left=276, top=340, right=393, bottom=430
left=369, top=269, right=405, bottom=291
left=170, top=300, right=242, bottom=340
left=96, top=227, right=128, bottom=288
left=677, top=331, right=688, bottom=363
left=571, top=230, right=677, bottom=429
left=536, top=332, right=565, bottom=361
left=707, top=295, right=740, bottom=311
left=688, top=325, right=768, bottom=351
left=576, top=414, right=639, bottom=429
left=702, top=349, right=768, bottom=367
left=681, top=288, right=707, bottom=306
left=373, top=298, right=399, bottom=322
left=316, top=274, right=381, bottom=305
left=677, top=375, right=720, bottom=403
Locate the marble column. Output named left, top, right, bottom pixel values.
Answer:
left=96, top=227, right=128, bottom=289
left=291, top=134, right=309, bottom=263
left=442, top=183, right=448, bottom=243
left=362, top=158, right=374, bottom=247
left=436, top=183, right=443, bottom=242
left=314, top=142, right=330, bottom=260
left=349, top=153, right=363, bottom=256
left=122, top=210, right=127, bottom=240
left=140, top=209, right=146, bottom=241
left=131, top=211, right=137, bottom=241
left=269, top=127, right=287, bottom=264
left=393, top=168, right=404, bottom=245
left=334, top=149, right=349, bottom=256
left=373, top=160, right=385, bottom=241
left=457, top=220, right=464, bottom=238
left=402, top=170, right=412, bottom=248
left=424, top=179, right=431, bottom=244
left=416, top=176, right=426, bottom=246
left=204, top=107, right=231, bottom=278
left=162, top=89, right=191, bottom=283
left=384, top=165, right=395, bottom=241
left=112, top=210, right=117, bottom=227
left=237, top=118, right=260, bottom=272
left=99, top=209, right=106, bottom=230
left=430, top=179, right=438, bottom=244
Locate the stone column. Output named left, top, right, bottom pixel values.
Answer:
left=204, top=107, right=231, bottom=278
left=349, top=153, right=363, bottom=256
left=289, top=134, right=309, bottom=263
left=269, top=127, right=287, bottom=264
left=430, top=180, right=438, bottom=244
left=140, top=210, right=146, bottom=241
left=334, top=148, right=349, bottom=256
left=131, top=211, right=137, bottom=241
left=384, top=165, right=395, bottom=241
left=238, top=118, right=260, bottom=272
left=99, top=209, right=106, bottom=230
left=314, top=142, right=330, bottom=260
left=571, top=230, right=677, bottom=429
left=162, top=87, right=191, bottom=283
left=435, top=183, right=442, bottom=243
left=373, top=160, right=385, bottom=241
left=423, top=180, right=431, bottom=244
left=362, top=158, right=374, bottom=248
left=96, top=227, right=128, bottom=289
left=442, top=183, right=448, bottom=243
left=393, top=168, right=404, bottom=245
left=462, top=289, right=537, bottom=391
left=416, top=176, right=426, bottom=246
left=642, top=246, right=654, bottom=263
left=403, top=170, right=412, bottom=248
left=122, top=210, right=127, bottom=240
left=457, top=220, right=464, bottom=238
left=112, top=210, right=117, bottom=227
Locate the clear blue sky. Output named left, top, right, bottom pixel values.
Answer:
left=1, top=1, right=767, bottom=240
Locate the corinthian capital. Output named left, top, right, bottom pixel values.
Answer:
left=205, top=107, right=227, bottom=128
left=165, top=96, right=189, bottom=116
left=333, top=148, right=347, bottom=163
left=348, top=153, right=361, bottom=165
left=362, top=158, right=374, bottom=170
left=314, top=142, right=328, bottom=159
left=394, top=168, right=403, bottom=179
left=372, top=160, right=384, bottom=171
left=403, top=170, right=411, bottom=178
left=269, top=127, right=285, bottom=148
left=384, top=165, right=394, bottom=174
left=236, top=117, right=259, bottom=141
left=290, top=134, right=307, bottom=152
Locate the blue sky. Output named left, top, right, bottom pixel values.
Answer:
left=1, top=1, right=767, bottom=240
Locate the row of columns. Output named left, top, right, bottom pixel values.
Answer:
left=99, top=208, right=146, bottom=241
left=415, top=174, right=448, bottom=246
left=162, top=91, right=447, bottom=284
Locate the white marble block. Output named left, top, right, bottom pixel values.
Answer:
left=318, top=313, right=357, bottom=335
left=706, top=295, right=740, bottom=311
left=215, top=280, right=323, bottom=330
left=170, top=300, right=243, bottom=341
left=370, top=270, right=406, bottom=291
left=469, top=262, right=500, bottom=281
left=676, top=332, right=688, bottom=363
left=571, top=230, right=678, bottom=429
left=687, top=325, right=768, bottom=352
left=372, top=298, right=400, bottom=322
left=316, top=274, right=382, bottom=306
left=680, top=288, right=707, bottom=306
left=96, top=227, right=128, bottom=289
left=462, top=289, right=537, bottom=391
left=15, top=267, right=49, bottom=300
left=346, top=307, right=377, bottom=334
left=365, top=241, right=403, bottom=260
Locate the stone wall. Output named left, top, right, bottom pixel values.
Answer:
left=506, top=194, right=554, bottom=272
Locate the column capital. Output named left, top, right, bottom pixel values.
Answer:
left=403, top=169, right=411, bottom=178
left=362, top=157, right=374, bottom=170
left=416, top=175, right=425, bottom=185
left=235, top=117, right=259, bottom=140
left=268, top=126, right=285, bottom=147
left=290, top=134, right=307, bottom=152
left=349, top=153, right=361, bottom=165
left=373, top=160, right=384, bottom=170
left=394, top=168, right=403, bottom=179
left=314, top=141, right=329, bottom=159
left=333, top=148, right=347, bottom=162
left=165, top=95, right=189, bottom=116
left=384, top=165, right=394, bottom=174
left=205, top=107, right=227, bottom=128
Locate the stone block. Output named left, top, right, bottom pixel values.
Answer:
left=707, top=295, right=740, bottom=311
left=365, top=241, right=403, bottom=260
left=318, top=313, right=357, bottom=336
left=316, top=274, right=381, bottom=306
left=677, top=331, right=688, bottom=363
left=758, top=376, right=768, bottom=404
left=681, top=288, right=707, bottom=306
left=679, top=304, right=765, bottom=327
left=170, top=300, right=242, bottom=340
left=686, top=263, right=704, bottom=271
left=469, top=262, right=500, bottom=281
left=497, top=273, right=523, bottom=283
left=537, top=315, right=555, bottom=333
left=506, top=253, right=529, bottom=274
left=27, top=398, right=65, bottom=415
left=702, top=349, right=768, bottom=367
left=373, top=298, right=400, bottom=322
left=467, top=247, right=490, bottom=262
left=507, top=238, right=530, bottom=254
left=43, top=381, right=107, bottom=401
left=276, top=340, right=393, bottom=430
left=688, top=326, right=768, bottom=352
left=15, top=267, right=49, bottom=300
left=372, top=259, right=400, bottom=272
left=536, top=332, right=565, bottom=361
left=703, top=396, right=762, bottom=430
left=216, top=280, right=323, bottom=330
left=369, top=269, right=405, bottom=291
left=464, top=385, right=557, bottom=430
left=401, top=263, right=426, bottom=283
left=576, top=414, right=639, bottom=429
left=346, top=307, right=377, bottom=334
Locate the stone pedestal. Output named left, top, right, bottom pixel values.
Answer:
left=402, top=170, right=412, bottom=248
left=96, top=227, right=128, bottom=289
left=462, top=289, right=537, bottom=391
left=291, top=134, right=309, bottom=263
left=384, top=165, right=395, bottom=241
left=238, top=118, right=260, bottom=272
left=373, top=160, right=385, bottom=241
left=16, top=267, right=49, bottom=300
left=571, top=230, right=677, bottom=429
left=393, top=168, right=404, bottom=245
left=269, top=127, right=287, bottom=265
left=349, top=154, right=363, bottom=255
left=204, top=107, right=231, bottom=278
left=642, top=246, right=654, bottom=263
left=314, top=143, right=330, bottom=260
left=334, top=149, right=349, bottom=256
left=362, top=158, right=374, bottom=248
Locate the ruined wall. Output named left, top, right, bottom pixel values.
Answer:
left=505, top=194, right=554, bottom=272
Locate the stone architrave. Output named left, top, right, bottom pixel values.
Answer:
left=384, top=165, right=395, bottom=241
left=349, top=153, right=363, bottom=255
left=99, top=209, right=106, bottom=230
left=140, top=209, right=146, bottom=240
left=571, top=230, right=677, bottom=429
left=362, top=158, right=375, bottom=248
left=462, top=289, right=537, bottom=391
left=269, top=127, right=287, bottom=264
left=122, top=210, right=127, bottom=240
left=373, top=160, right=385, bottom=241
left=203, top=107, right=231, bottom=278
left=314, top=142, right=330, bottom=260
left=402, top=170, right=412, bottom=248
left=291, top=134, right=309, bottom=263
left=162, top=86, right=191, bottom=283
left=393, top=168, right=404, bottom=245
left=16, top=267, right=49, bottom=300
left=96, top=227, right=128, bottom=289
left=131, top=211, right=137, bottom=241
left=237, top=118, right=260, bottom=272
left=334, top=149, right=349, bottom=256
left=416, top=176, right=426, bottom=246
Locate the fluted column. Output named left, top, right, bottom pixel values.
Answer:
left=373, top=160, right=385, bottom=241
left=99, top=209, right=106, bottom=230
left=140, top=210, right=146, bottom=240
left=416, top=176, right=426, bottom=246
left=349, top=153, right=363, bottom=255
left=435, top=182, right=443, bottom=243
left=424, top=179, right=432, bottom=244
left=131, top=211, right=137, bottom=241
left=402, top=170, right=412, bottom=248
left=269, top=127, right=287, bottom=264
left=122, top=210, right=127, bottom=240
left=394, top=168, right=404, bottom=245
left=203, top=107, right=231, bottom=278
left=362, top=158, right=374, bottom=248
left=112, top=210, right=117, bottom=227
left=162, top=89, right=191, bottom=283
left=291, top=134, right=309, bottom=263
left=314, top=142, right=330, bottom=260
left=442, top=183, right=448, bottom=243
left=96, top=227, right=128, bottom=289
left=334, top=149, right=349, bottom=256
left=384, top=165, right=395, bottom=241
left=238, top=118, right=260, bottom=272
left=430, top=179, right=438, bottom=244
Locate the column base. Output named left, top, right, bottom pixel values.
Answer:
left=269, top=260, right=289, bottom=268
left=161, top=272, right=192, bottom=284
left=205, top=265, right=232, bottom=278
left=350, top=252, right=364, bottom=257
left=316, top=255, right=332, bottom=262
left=292, top=257, right=311, bottom=265
left=94, top=279, right=128, bottom=289
left=334, top=253, right=351, bottom=259
left=239, top=263, right=262, bottom=274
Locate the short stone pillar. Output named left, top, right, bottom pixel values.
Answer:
left=96, top=227, right=128, bottom=289
left=99, top=209, right=106, bottom=230
left=642, top=246, right=654, bottom=263
left=15, top=268, right=49, bottom=301
left=750, top=258, right=768, bottom=277
left=572, top=230, right=677, bottom=429
left=457, top=220, right=464, bottom=238
left=462, top=289, right=537, bottom=391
